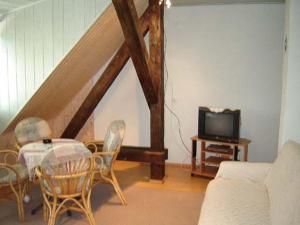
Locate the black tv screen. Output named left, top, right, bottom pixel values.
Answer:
left=198, top=107, right=240, bottom=143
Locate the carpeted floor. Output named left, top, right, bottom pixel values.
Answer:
left=0, top=184, right=204, bottom=225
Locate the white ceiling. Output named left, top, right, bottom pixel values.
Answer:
left=0, top=0, right=285, bottom=18
left=0, top=0, right=41, bottom=16
left=172, top=0, right=284, bottom=6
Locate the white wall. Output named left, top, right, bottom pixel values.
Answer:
left=0, top=0, right=110, bottom=132
left=94, top=3, right=285, bottom=163
left=94, top=58, right=150, bottom=147
left=279, top=0, right=300, bottom=146
left=165, top=4, right=284, bottom=163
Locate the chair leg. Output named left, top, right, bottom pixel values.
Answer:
left=43, top=201, right=49, bottom=222
left=48, top=198, right=58, bottom=225
left=19, top=198, right=25, bottom=222
left=11, top=183, right=25, bottom=222
left=16, top=196, right=25, bottom=222
left=110, top=171, right=127, bottom=205
left=82, top=193, right=96, bottom=225
left=25, top=180, right=32, bottom=200
left=85, top=209, right=96, bottom=225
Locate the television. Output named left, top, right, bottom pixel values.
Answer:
left=198, top=107, right=240, bottom=143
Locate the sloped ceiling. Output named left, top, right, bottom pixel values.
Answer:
left=0, top=0, right=41, bottom=16
left=2, top=0, right=148, bottom=134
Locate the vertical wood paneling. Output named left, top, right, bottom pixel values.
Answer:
left=74, top=0, right=85, bottom=40
left=53, top=0, right=64, bottom=65
left=43, top=0, right=53, bottom=77
left=96, top=0, right=110, bottom=16
left=0, top=19, right=10, bottom=129
left=0, top=0, right=111, bottom=132
left=24, top=6, right=35, bottom=99
left=63, top=0, right=74, bottom=53
left=6, top=14, right=18, bottom=116
left=84, top=0, right=96, bottom=27
left=33, top=3, right=44, bottom=88
left=15, top=10, right=26, bottom=108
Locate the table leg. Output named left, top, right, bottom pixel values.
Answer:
left=244, top=145, right=248, bottom=161
left=31, top=203, right=43, bottom=215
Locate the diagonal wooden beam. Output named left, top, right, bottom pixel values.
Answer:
left=61, top=8, right=151, bottom=139
left=112, top=0, right=158, bottom=106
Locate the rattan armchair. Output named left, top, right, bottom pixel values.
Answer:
left=86, top=120, right=126, bottom=205
left=0, top=149, right=29, bottom=222
left=36, top=149, right=96, bottom=225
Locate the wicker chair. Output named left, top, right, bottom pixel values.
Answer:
left=0, top=150, right=29, bottom=222
left=86, top=120, right=126, bottom=205
left=36, top=146, right=96, bottom=225
left=14, top=117, right=52, bottom=150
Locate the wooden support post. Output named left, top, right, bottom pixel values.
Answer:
left=149, top=0, right=165, bottom=180
left=61, top=9, right=150, bottom=138
left=112, top=0, right=158, bottom=106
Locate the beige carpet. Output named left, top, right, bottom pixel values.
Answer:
left=0, top=184, right=204, bottom=225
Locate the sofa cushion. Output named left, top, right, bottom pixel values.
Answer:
left=198, top=178, right=270, bottom=225
left=264, top=140, right=300, bottom=225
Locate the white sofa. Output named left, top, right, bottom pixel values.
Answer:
left=198, top=140, right=300, bottom=225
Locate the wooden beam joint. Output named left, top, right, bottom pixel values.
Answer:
left=112, top=0, right=158, bottom=106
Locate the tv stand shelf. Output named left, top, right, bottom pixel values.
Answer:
left=191, top=136, right=251, bottom=178
left=204, top=156, right=231, bottom=166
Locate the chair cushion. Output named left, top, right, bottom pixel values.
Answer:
left=95, top=159, right=110, bottom=176
left=198, top=178, right=270, bottom=225
left=102, top=120, right=125, bottom=167
left=264, top=140, right=300, bottom=225
left=15, top=117, right=51, bottom=145
left=0, top=164, right=28, bottom=184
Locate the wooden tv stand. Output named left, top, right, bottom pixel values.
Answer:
left=191, top=136, right=251, bottom=178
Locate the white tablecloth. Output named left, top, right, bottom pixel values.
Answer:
left=18, top=138, right=89, bottom=180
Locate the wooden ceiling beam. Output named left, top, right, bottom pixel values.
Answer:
left=61, top=8, right=151, bottom=139
left=171, top=0, right=284, bottom=6
left=112, top=0, right=158, bottom=106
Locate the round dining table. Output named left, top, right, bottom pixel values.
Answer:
left=18, top=138, right=89, bottom=180
left=18, top=138, right=91, bottom=215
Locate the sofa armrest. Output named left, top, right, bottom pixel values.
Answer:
left=216, top=161, right=272, bottom=183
